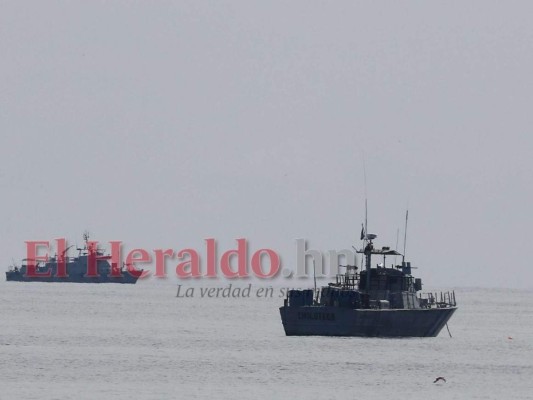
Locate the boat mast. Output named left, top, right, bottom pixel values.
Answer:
left=402, top=209, right=409, bottom=263
left=363, top=158, right=368, bottom=239
left=365, top=198, right=368, bottom=241
left=313, top=258, right=317, bottom=302
left=362, top=160, right=372, bottom=292
left=394, top=227, right=399, bottom=266
left=365, top=200, right=371, bottom=290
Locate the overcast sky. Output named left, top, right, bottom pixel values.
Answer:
left=1, top=1, right=532, bottom=289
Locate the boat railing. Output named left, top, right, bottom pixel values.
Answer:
left=419, top=291, right=456, bottom=308
left=335, top=273, right=360, bottom=288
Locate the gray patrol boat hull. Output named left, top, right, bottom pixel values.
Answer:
left=280, top=306, right=457, bottom=337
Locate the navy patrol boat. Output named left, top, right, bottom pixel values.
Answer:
left=6, top=233, right=141, bottom=284
left=280, top=219, right=457, bottom=337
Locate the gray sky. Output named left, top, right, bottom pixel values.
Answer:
left=1, top=1, right=532, bottom=288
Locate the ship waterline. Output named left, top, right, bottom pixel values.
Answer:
left=281, top=305, right=457, bottom=337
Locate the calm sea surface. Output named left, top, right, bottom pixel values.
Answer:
left=1, top=280, right=532, bottom=400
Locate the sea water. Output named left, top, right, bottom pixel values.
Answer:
left=1, top=280, right=532, bottom=400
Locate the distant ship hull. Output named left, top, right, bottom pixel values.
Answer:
left=5, top=271, right=139, bottom=284
left=279, top=306, right=457, bottom=337
left=6, top=234, right=142, bottom=284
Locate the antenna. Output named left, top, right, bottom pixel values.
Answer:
left=394, top=227, right=399, bottom=265
left=362, top=156, right=372, bottom=293
left=363, top=156, right=368, bottom=236
left=402, top=209, right=409, bottom=262
left=62, top=244, right=74, bottom=256
left=313, top=260, right=317, bottom=302
left=83, top=230, right=90, bottom=246
left=365, top=198, right=368, bottom=240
